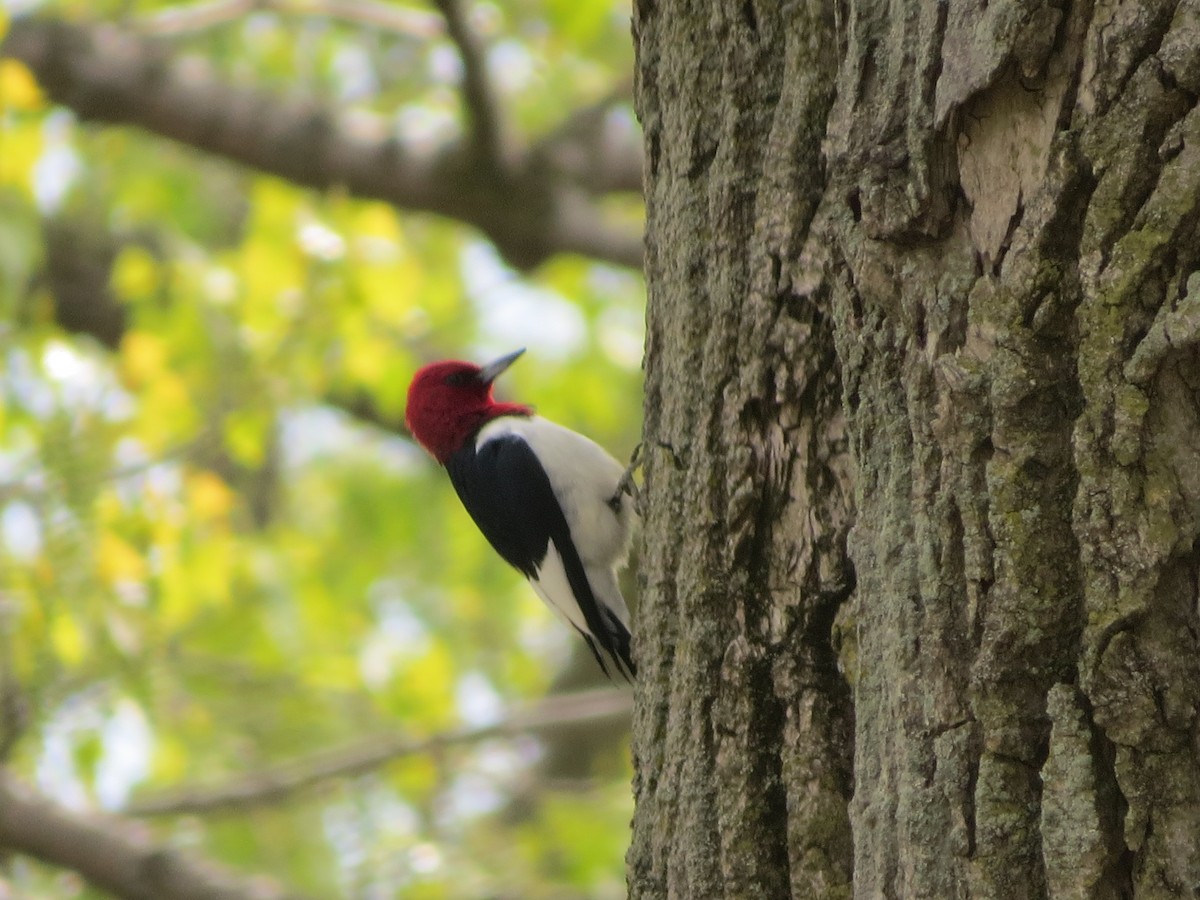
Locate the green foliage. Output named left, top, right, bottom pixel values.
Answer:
left=0, top=1, right=642, bottom=896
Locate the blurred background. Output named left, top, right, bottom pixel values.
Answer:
left=0, top=0, right=644, bottom=896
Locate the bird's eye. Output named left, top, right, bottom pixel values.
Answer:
left=444, top=372, right=473, bottom=387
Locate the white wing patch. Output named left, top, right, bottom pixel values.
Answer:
left=528, top=540, right=589, bottom=633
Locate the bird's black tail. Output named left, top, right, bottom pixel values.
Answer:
left=576, top=614, right=635, bottom=681
left=604, top=610, right=636, bottom=681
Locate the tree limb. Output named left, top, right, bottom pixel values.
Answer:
left=0, top=769, right=309, bottom=900
left=1, top=17, right=642, bottom=271
left=139, top=0, right=443, bottom=39
left=124, top=687, right=631, bottom=816
left=325, top=386, right=411, bottom=438
left=430, top=0, right=508, bottom=168
left=137, top=0, right=256, bottom=35
left=532, top=83, right=643, bottom=196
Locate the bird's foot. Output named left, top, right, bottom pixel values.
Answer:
left=609, top=442, right=643, bottom=515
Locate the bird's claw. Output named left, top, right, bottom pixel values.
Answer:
left=610, top=441, right=643, bottom=515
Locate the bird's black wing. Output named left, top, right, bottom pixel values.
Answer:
left=446, top=432, right=630, bottom=676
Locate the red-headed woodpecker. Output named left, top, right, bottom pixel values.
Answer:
left=405, top=349, right=635, bottom=678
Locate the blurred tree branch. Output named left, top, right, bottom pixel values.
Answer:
left=0, top=770, right=309, bottom=900
left=139, top=0, right=443, bottom=38
left=326, top=385, right=412, bottom=438
left=0, top=16, right=643, bottom=271
left=532, top=82, right=644, bottom=196
left=124, top=687, right=631, bottom=816
left=431, top=0, right=508, bottom=168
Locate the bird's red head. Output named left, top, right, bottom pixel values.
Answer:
left=405, top=348, right=532, bottom=463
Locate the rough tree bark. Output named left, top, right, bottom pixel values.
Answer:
left=630, top=1, right=1200, bottom=898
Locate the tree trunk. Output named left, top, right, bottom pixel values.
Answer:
left=629, top=1, right=1200, bottom=898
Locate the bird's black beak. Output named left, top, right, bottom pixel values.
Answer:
left=476, top=348, right=525, bottom=385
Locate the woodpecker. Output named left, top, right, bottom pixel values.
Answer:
left=405, top=349, right=636, bottom=678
